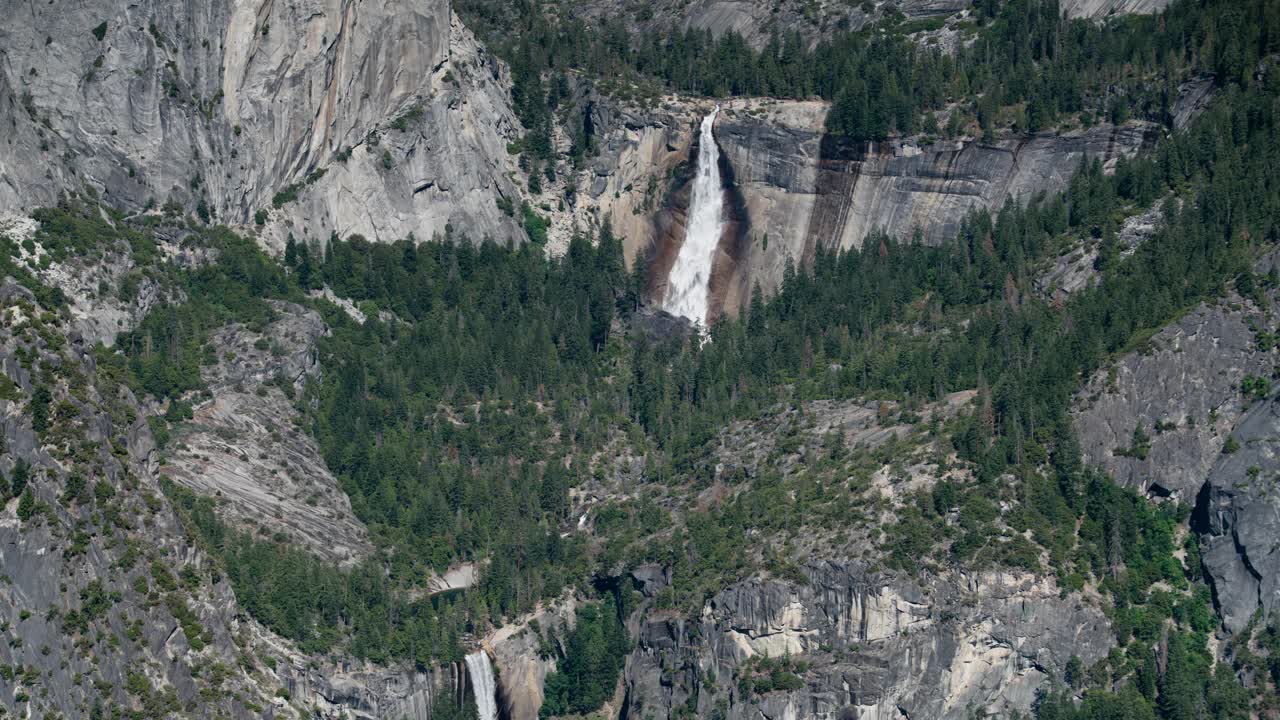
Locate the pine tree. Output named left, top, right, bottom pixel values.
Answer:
left=284, top=234, right=298, bottom=268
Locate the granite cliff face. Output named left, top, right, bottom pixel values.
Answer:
left=0, top=0, right=523, bottom=250
left=0, top=3, right=1262, bottom=719
left=1060, top=0, right=1173, bottom=19
left=156, top=301, right=372, bottom=567
left=0, top=278, right=279, bottom=718
left=546, top=93, right=696, bottom=261
left=0, top=0, right=1187, bottom=262
left=624, top=565, right=1112, bottom=720
left=0, top=216, right=488, bottom=720
left=1070, top=286, right=1280, bottom=639
left=1072, top=295, right=1277, bottom=504
left=565, top=96, right=1153, bottom=316
left=1198, top=397, right=1280, bottom=635
left=638, top=102, right=1152, bottom=315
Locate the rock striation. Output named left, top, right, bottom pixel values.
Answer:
left=623, top=563, right=1112, bottom=720
left=0, top=279, right=282, bottom=718
left=1060, top=0, right=1173, bottom=19
left=158, top=300, right=372, bottom=567
left=571, top=96, right=1154, bottom=316
left=710, top=102, right=1153, bottom=313
left=0, top=0, right=523, bottom=251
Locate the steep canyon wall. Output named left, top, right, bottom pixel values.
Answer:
left=0, top=0, right=523, bottom=250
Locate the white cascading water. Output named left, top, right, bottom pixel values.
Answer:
left=663, top=107, right=725, bottom=328
left=465, top=651, right=498, bottom=720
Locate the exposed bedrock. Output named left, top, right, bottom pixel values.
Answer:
left=546, top=92, right=698, bottom=263
left=702, top=102, right=1154, bottom=311
left=595, top=96, right=1154, bottom=318
left=1197, top=397, right=1280, bottom=634
left=1060, top=0, right=1173, bottom=19
left=157, top=301, right=373, bottom=567
left=1068, top=288, right=1280, bottom=636
left=488, top=599, right=579, bottom=720
left=0, top=0, right=523, bottom=250
left=1072, top=295, right=1278, bottom=505
left=622, top=562, right=1112, bottom=720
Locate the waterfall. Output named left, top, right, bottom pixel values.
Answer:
left=663, top=107, right=725, bottom=328
left=465, top=651, right=498, bottom=720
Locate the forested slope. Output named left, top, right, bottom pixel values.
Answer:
left=0, top=0, right=1279, bottom=718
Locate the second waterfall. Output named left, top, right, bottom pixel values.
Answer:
left=465, top=651, right=498, bottom=720
left=663, top=107, right=725, bottom=328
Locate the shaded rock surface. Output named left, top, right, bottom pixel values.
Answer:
left=271, top=652, right=460, bottom=720
left=545, top=93, right=696, bottom=260
left=623, top=564, right=1112, bottom=720
left=1198, top=397, right=1280, bottom=633
left=1035, top=200, right=1166, bottom=301
left=488, top=599, right=579, bottom=720
left=1069, top=287, right=1280, bottom=639
left=0, top=272, right=465, bottom=720
left=568, top=95, right=1155, bottom=317
left=0, top=279, right=282, bottom=718
left=710, top=102, right=1153, bottom=311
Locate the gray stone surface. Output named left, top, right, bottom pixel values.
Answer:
left=1072, top=297, right=1277, bottom=504
left=0, top=0, right=523, bottom=251
left=1060, top=0, right=1172, bottom=19
left=623, top=563, right=1112, bottom=720
left=158, top=301, right=372, bottom=567
left=0, top=274, right=445, bottom=719
left=710, top=103, right=1153, bottom=310
left=0, top=279, right=279, bottom=718
left=1198, top=397, right=1280, bottom=634
left=1035, top=200, right=1166, bottom=301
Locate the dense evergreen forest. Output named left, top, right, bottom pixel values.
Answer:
left=456, top=0, right=1279, bottom=152
left=13, top=0, right=1268, bottom=717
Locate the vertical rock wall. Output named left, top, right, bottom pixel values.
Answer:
left=622, top=563, right=1113, bottom=720
left=0, top=0, right=524, bottom=250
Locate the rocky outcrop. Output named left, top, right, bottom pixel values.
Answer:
left=273, top=655, right=459, bottom=720
left=0, top=262, right=456, bottom=720
left=1173, top=77, right=1215, bottom=131
left=547, top=94, right=696, bottom=260
left=488, top=599, right=579, bottom=720
left=0, top=0, right=524, bottom=250
left=623, top=563, right=1112, bottom=720
left=158, top=301, right=372, bottom=566
left=572, top=96, right=1153, bottom=316
left=1061, top=0, right=1172, bottom=19
left=708, top=102, right=1153, bottom=312
left=1072, top=296, right=1277, bottom=504
left=1197, top=397, right=1280, bottom=634
left=572, top=0, right=968, bottom=49
left=0, top=279, right=285, bottom=718
left=1035, top=200, right=1166, bottom=301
